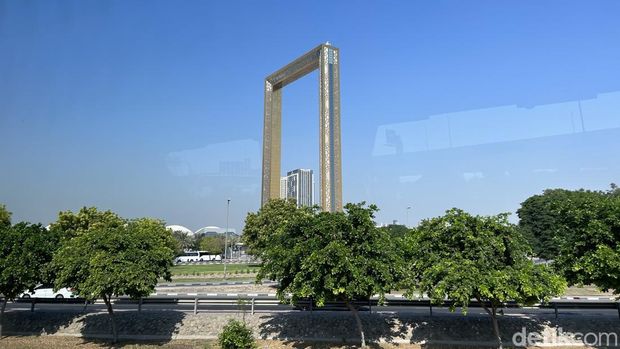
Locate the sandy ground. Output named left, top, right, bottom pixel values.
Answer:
left=156, top=283, right=615, bottom=298
left=155, top=283, right=278, bottom=294
left=0, top=336, right=605, bottom=349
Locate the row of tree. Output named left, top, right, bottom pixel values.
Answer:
left=518, top=183, right=620, bottom=259
left=0, top=206, right=177, bottom=342
left=170, top=230, right=228, bottom=256
left=1, top=183, right=618, bottom=346
left=242, top=183, right=620, bottom=348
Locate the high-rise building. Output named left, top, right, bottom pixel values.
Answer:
left=280, top=169, right=314, bottom=207
left=279, top=176, right=288, bottom=199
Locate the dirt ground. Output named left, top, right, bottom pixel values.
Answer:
left=154, top=283, right=278, bottom=294
left=158, top=283, right=615, bottom=298
left=0, top=336, right=604, bottom=349
left=0, top=336, right=398, bottom=349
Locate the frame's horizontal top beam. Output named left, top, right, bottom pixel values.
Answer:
left=266, top=43, right=335, bottom=88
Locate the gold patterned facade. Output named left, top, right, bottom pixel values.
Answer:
left=261, top=43, right=342, bottom=212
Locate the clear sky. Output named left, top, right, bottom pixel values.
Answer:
left=1, top=0, right=619, bottom=231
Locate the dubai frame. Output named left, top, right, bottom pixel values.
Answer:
left=261, top=43, right=342, bottom=212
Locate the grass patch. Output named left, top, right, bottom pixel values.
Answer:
left=166, top=277, right=258, bottom=283
left=0, top=336, right=574, bottom=348
left=171, top=263, right=260, bottom=275
left=0, top=336, right=215, bottom=348
left=564, top=284, right=614, bottom=296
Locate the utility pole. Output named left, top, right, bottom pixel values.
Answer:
left=223, top=198, right=231, bottom=280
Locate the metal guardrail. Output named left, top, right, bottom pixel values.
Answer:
left=173, top=260, right=258, bottom=266
left=11, top=294, right=620, bottom=320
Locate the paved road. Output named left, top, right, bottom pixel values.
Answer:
left=5, top=296, right=619, bottom=319
left=157, top=280, right=277, bottom=288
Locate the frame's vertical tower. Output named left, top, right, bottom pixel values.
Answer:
left=318, top=45, right=342, bottom=212
left=261, top=43, right=342, bottom=212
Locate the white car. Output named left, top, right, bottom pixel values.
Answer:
left=20, top=285, right=75, bottom=299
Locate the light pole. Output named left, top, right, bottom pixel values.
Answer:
left=406, top=206, right=412, bottom=227
left=223, top=198, right=231, bottom=279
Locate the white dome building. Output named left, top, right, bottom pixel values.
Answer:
left=166, top=225, right=193, bottom=235
left=194, top=226, right=238, bottom=238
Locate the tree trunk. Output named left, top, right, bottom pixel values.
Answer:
left=477, top=298, right=502, bottom=349
left=345, top=300, right=366, bottom=347
left=491, top=311, right=503, bottom=349
left=102, top=295, right=118, bottom=343
left=0, top=297, right=7, bottom=339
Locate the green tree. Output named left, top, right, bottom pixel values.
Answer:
left=49, top=206, right=125, bottom=241
left=379, top=223, right=410, bottom=239
left=170, top=229, right=195, bottom=254
left=0, top=221, right=59, bottom=338
left=199, top=236, right=226, bottom=254
left=404, top=209, right=565, bottom=349
left=0, top=205, right=10, bottom=229
left=608, top=182, right=620, bottom=197
left=52, top=216, right=176, bottom=342
left=242, top=199, right=301, bottom=256
left=553, top=191, right=620, bottom=294
left=518, top=188, right=612, bottom=260
left=517, top=189, right=575, bottom=259
left=247, top=200, right=401, bottom=347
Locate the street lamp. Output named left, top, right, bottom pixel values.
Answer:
left=406, top=206, right=412, bottom=228
left=223, top=198, right=231, bottom=279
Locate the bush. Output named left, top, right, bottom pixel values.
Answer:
left=218, top=319, right=256, bottom=349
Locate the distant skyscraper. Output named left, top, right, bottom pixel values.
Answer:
left=279, top=176, right=288, bottom=199
left=280, top=169, right=314, bottom=207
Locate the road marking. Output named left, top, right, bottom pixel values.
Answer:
left=187, top=293, right=198, bottom=296
left=248, top=293, right=258, bottom=297
left=206, top=293, right=218, bottom=297
left=226, top=293, right=238, bottom=297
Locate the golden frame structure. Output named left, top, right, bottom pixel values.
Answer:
left=261, top=43, right=342, bottom=212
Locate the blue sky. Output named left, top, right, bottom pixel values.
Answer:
left=1, top=0, right=619, bottom=230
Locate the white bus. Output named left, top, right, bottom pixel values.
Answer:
left=175, top=251, right=222, bottom=263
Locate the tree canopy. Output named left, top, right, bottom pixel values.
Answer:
left=199, top=235, right=226, bottom=254
left=379, top=223, right=410, bottom=240
left=245, top=200, right=402, bottom=347
left=517, top=189, right=576, bottom=259
left=49, top=206, right=125, bottom=241
left=552, top=190, right=620, bottom=294
left=518, top=186, right=619, bottom=260
left=0, top=219, right=60, bottom=337
left=52, top=215, right=176, bottom=342
left=170, top=229, right=196, bottom=254
left=0, top=205, right=10, bottom=230
left=242, top=199, right=302, bottom=256
left=405, top=208, right=565, bottom=348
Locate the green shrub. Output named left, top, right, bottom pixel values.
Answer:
left=218, top=319, right=256, bottom=349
